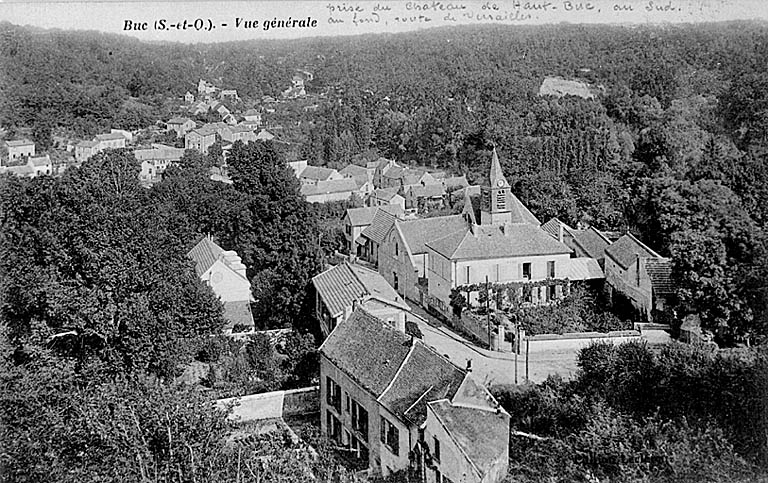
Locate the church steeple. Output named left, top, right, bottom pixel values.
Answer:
left=489, top=147, right=510, bottom=189
left=481, top=147, right=513, bottom=226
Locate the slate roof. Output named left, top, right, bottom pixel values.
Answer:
left=95, top=133, right=126, bottom=141
left=223, top=300, right=255, bottom=329
left=230, top=125, right=253, bottom=133
left=427, top=224, right=572, bottom=261
left=428, top=400, right=509, bottom=480
left=359, top=208, right=399, bottom=245
left=383, top=165, right=406, bottom=179
left=346, top=205, right=404, bottom=227
left=379, top=343, right=466, bottom=426
left=5, top=139, right=34, bottom=147
left=541, top=219, right=610, bottom=259
left=488, top=148, right=509, bottom=187
left=190, top=126, right=218, bottom=137
left=301, top=178, right=358, bottom=197
left=405, top=183, right=446, bottom=199
left=646, top=258, right=674, bottom=295
left=563, top=258, right=604, bottom=280
left=396, top=215, right=468, bottom=256
left=255, top=129, right=275, bottom=140
left=541, top=217, right=568, bottom=238
left=371, top=187, right=401, bottom=202
left=507, top=193, right=541, bottom=226
left=187, top=236, right=225, bottom=277
left=312, top=262, right=408, bottom=318
left=28, top=156, right=51, bottom=167
left=605, top=233, right=662, bottom=270
left=167, top=117, right=192, bottom=125
left=300, top=165, right=338, bottom=181
left=134, top=146, right=185, bottom=162
left=77, top=140, right=98, bottom=148
left=320, top=309, right=414, bottom=396
left=243, top=108, right=260, bottom=117
left=443, top=175, right=469, bottom=189
left=340, top=164, right=374, bottom=184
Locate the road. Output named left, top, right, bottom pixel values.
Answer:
left=407, top=303, right=580, bottom=386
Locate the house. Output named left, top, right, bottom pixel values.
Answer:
left=167, top=117, right=196, bottom=138
left=344, top=205, right=405, bottom=257
left=229, top=125, right=256, bottom=144
left=298, top=165, right=343, bottom=185
left=312, top=262, right=411, bottom=337
left=28, top=155, right=52, bottom=177
left=184, top=91, right=195, bottom=103
left=378, top=214, right=469, bottom=301
left=187, top=236, right=255, bottom=332
left=442, top=175, right=469, bottom=192
left=197, top=79, right=217, bottom=96
left=135, top=144, right=185, bottom=183
left=94, top=133, right=127, bottom=151
left=368, top=187, right=406, bottom=212
left=372, top=158, right=399, bottom=188
left=282, top=74, right=307, bottom=99
left=288, top=160, right=308, bottom=178
left=185, top=126, right=218, bottom=154
left=402, top=183, right=446, bottom=214
left=320, top=308, right=510, bottom=482
left=541, top=218, right=612, bottom=267
left=242, top=108, right=262, bottom=124
left=255, top=129, right=275, bottom=141
left=357, top=208, right=401, bottom=267
left=5, top=139, right=35, bottom=164
left=75, top=140, right=99, bottom=163
left=340, top=164, right=374, bottom=185
left=220, top=89, right=239, bottom=102
left=301, top=178, right=361, bottom=203
left=604, top=233, right=674, bottom=321
left=111, top=129, right=133, bottom=143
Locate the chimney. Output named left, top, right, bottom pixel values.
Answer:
left=558, top=223, right=564, bottom=243
left=466, top=359, right=473, bottom=373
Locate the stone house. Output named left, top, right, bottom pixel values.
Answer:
left=319, top=308, right=510, bottom=482
left=298, top=165, right=343, bottom=185
left=301, top=178, right=361, bottom=203
left=185, top=126, right=218, bottom=154
left=604, top=233, right=674, bottom=321
left=357, top=208, right=400, bottom=267
left=167, top=117, right=196, bottom=138
left=402, top=183, right=447, bottom=214
left=94, top=133, right=127, bottom=151
left=312, top=262, right=411, bottom=338
left=344, top=205, right=404, bottom=257
left=5, top=139, right=35, bottom=163
left=135, top=144, right=185, bottom=183
left=541, top=218, right=612, bottom=267
left=368, top=187, right=406, bottom=212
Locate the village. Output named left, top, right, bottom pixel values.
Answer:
left=1, top=70, right=702, bottom=482
left=3, top=19, right=767, bottom=483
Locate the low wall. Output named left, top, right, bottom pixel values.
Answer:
left=525, top=330, right=642, bottom=353
left=217, top=386, right=319, bottom=423
left=454, top=312, right=492, bottom=348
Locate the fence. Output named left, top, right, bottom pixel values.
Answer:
left=217, top=386, right=319, bottom=423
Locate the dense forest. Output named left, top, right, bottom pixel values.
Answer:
left=2, top=20, right=768, bottom=481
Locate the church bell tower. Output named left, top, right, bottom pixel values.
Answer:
left=480, top=147, right=513, bottom=226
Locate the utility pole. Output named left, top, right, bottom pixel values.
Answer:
left=486, top=275, right=491, bottom=350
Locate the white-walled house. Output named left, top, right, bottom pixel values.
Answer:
left=187, top=236, right=255, bottom=331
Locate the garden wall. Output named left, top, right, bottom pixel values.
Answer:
left=217, top=386, right=319, bottom=423
left=525, top=330, right=642, bottom=353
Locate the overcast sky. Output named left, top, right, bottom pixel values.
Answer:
left=2, top=0, right=767, bottom=43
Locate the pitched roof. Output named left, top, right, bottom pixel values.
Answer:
left=405, top=183, right=446, bottom=198
left=229, top=125, right=253, bottom=133
left=255, top=129, right=275, bottom=140
left=542, top=219, right=610, bottom=259
left=346, top=205, right=403, bottom=227
left=605, top=233, right=662, bottom=270
left=427, top=224, right=572, bottom=261
left=5, top=139, right=33, bottom=147
left=187, top=236, right=225, bottom=277
left=28, top=156, right=50, bottom=167
left=372, top=187, right=401, bottom=201
left=396, top=215, right=468, bottom=256
left=383, top=165, right=406, bottom=179
left=507, top=193, right=541, bottom=226
left=77, top=140, right=98, bottom=148
left=300, top=165, right=338, bottom=181
left=360, top=208, right=399, bottom=245
left=312, top=262, right=408, bottom=318
left=563, top=257, right=604, bottom=280
left=243, top=108, right=260, bottom=116
left=428, top=400, right=509, bottom=480
left=541, top=217, right=569, bottom=238
left=443, top=175, right=469, bottom=189
left=190, top=126, right=218, bottom=137
left=320, top=309, right=414, bottom=396
left=95, top=133, right=126, bottom=141
left=134, top=146, right=185, bottom=162
left=167, top=117, right=192, bottom=125
left=646, top=258, right=674, bottom=295
left=301, top=178, right=358, bottom=197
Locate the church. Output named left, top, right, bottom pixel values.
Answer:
left=422, top=148, right=603, bottom=317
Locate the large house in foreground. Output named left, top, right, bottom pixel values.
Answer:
left=320, top=309, right=510, bottom=483
left=312, top=262, right=411, bottom=338
left=187, top=236, right=254, bottom=332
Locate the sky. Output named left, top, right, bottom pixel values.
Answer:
left=1, top=0, right=767, bottom=43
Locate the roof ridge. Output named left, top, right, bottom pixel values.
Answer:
left=345, top=262, right=371, bottom=298
left=427, top=400, right=484, bottom=478
left=377, top=331, right=417, bottom=404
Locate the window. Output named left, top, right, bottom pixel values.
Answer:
left=380, top=417, right=400, bottom=456
left=435, top=468, right=442, bottom=483
left=522, top=262, right=531, bottom=280
left=433, top=436, right=441, bottom=462
left=345, top=393, right=350, bottom=413
left=393, top=273, right=399, bottom=291
left=327, top=410, right=342, bottom=444
left=547, top=284, right=556, bottom=301
left=547, top=261, right=555, bottom=278
left=345, top=224, right=352, bottom=235
left=351, top=399, right=369, bottom=442
left=465, top=266, right=470, bottom=284
left=395, top=242, right=399, bottom=256
left=326, top=377, right=341, bottom=413
left=495, top=189, right=506, bottom=210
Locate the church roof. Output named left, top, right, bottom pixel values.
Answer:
left=426, top=224, right=572, bottom=261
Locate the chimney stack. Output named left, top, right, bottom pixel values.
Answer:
left=558, top=223, right=564, bottom=243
